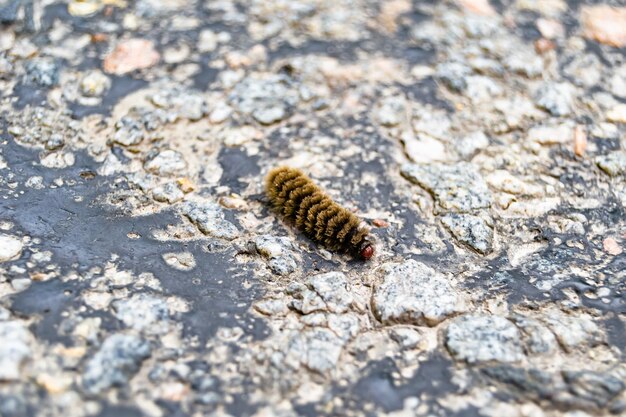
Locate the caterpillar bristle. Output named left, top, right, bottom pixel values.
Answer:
left=265, top=166, right=375, bottom=260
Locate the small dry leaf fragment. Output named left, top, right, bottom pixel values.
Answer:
left=373, top=219, right=390, bottom=228
left=606, top=104, right=626, bottom=123
left=68, top=0, right=102, bottom=16
left=379, top=0, right=412, bottom=33
left=90, top=33, right=108, bottom=43
left=536, top=18, right=564, bottom=39
left=103, top=38, right=160, bottom=75
left=159, top=382, right=190, bottom=402
left=218, top=195, right=248, bottom=210
left=68, top=0, right=127, bottom=17
left=176, top=177, right=195, bottom=193
left=457, top=0, right=496, bottom=16
left=581, top=5, right=626, bottom=48
left=603, top=237, right=622, bottom=255
left=573, top=125, right=587, bottom=157
left=534, top=38, right=556, bottom=54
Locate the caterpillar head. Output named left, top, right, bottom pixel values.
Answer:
left=359, top=236, right=375, bottom=260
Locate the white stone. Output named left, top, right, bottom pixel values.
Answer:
left=0, top=321, right=34, bottom=380
left=0, top=234, right=23, bottom=262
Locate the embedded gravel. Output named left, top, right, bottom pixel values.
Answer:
left=0, top=1, right=625, bottom=416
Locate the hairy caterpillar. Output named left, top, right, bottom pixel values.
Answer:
left=265, top=167, right=375, bottom=260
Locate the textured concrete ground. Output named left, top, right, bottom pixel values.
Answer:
left=0, top=0, right=625, bottom=416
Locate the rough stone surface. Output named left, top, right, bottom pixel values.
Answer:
left=563, top=370, right=625, bottom=409
left=291, top=328, right=344, bottom=373
left=0, top=321, right=33, bottom=381
left=80, top=70, right=111, bottom=97
left=436, top=61, right=471, bottom=92
left=229, top=75, right=298, bottom=124
left=542, top=310, right=602, bottom=352
left=292, top=271, right=353, bottom=314
left=113, top=294, right=169, bottom=333
left=254, top=235, right=298, bottom=275
left=82, top=334, right=151, bottom=395
left=182, top=201, right=239, bottom=240
left=143, top=149, right=187, bottom=176
left=401, top=162, right=492, bottom=213
left=24, top=58, right=59, bottom=87
left=534, top=82, right=574, bottom=116
left=457, top=131, right=489, bottom=158
left=446, top=315, right=524, bottom=363
left=0, top=234, right=22, bottom=262
left=441, top=213, right=493, bottom=254
left=596, top=151, right=626, bottom=177
left=510, top=315, right=558, bottom=355
left=1, top=2, right=624, bottom=416
left=152, top=182, right=184, bottom=203
left=372, top=260, right=464, bottom=326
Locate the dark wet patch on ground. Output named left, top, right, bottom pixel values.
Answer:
left=269, top=40, right=365, bottom=62
left=603, top=314, right=626, bottom=358
left=12, top=82, right=52, bottom=109
left=2, top=138, right=267, bottom=344
left=69, top=76, right=149, bottom=119
left=399, top=77, right=455, bottom=112
left=192, top=62, right=219, bottom=91
left=333, top=354, right=480, bottom=417
left=217, top=146, right=261, bottom=194
left=96, top=404, right=145, bottom=417
left=465, top=255, right=547, bottom=305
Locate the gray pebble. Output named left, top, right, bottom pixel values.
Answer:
left=305, top=271, right=353, bottom=314
left=82, top=334, right=151, bottom=394
left=481, top=365, right=555, bottom=399
left=372, top=260, right=464, bottom=326
left=562, top=370, right=625, bottom=409
left=0, top=306, right=10, bottom=320
left=291, top=328, right=344, bottom=373
left=80, top=70, right=111, bottom=97
left=504, top=50, right=543, bottom=78
left=389, top=327, right=421, bottom=349
left=441, top=213, right=494, bottom=254
left=24, top=58, right=59, bottom=87
left=182, top=201, right=239, bottom=240
left=230, top=75, right=298, bottom=124
left=446, top=315, right=524, bottom=363
left=457, top=131, right=490, bottom=158
left=436, top=61, right=471, bottom=92
left=534, top=82, right=575, bottom=117
left=469, top=57, right=504, bottom=77
left=610, top=65, right=626, bottom=99
left=152, top=182, right=184, bottom=203
left=0, top=321, right=33, bottom=380
left=44, top=134, right=65, bottom=151
left=254, top=235, right=298, bottom=275
left=113, top=294, right=169, bottom=333
left=252, top=105, right=287, bottom=125
left=509, top=314, right=558, bottom=355
left=0, top=234, right=23, bottom=262
left=375, top=96, right=406, bottom=127
left=144, top=149, right=187, bottom=176
left=542, top=310, right=601, bottom=353
left=254, top=298, right=289, bottom=316
left=401, top=162, right=492, bottom=213
left=114, top=117, right=144, bottom=147
left=595, top=151, right=626, bottom=177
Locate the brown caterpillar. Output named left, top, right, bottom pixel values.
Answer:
left=265, top=166, right=375, bottom=260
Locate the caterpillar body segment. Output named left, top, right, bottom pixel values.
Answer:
left=265, top=167, right=375, bottom=260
